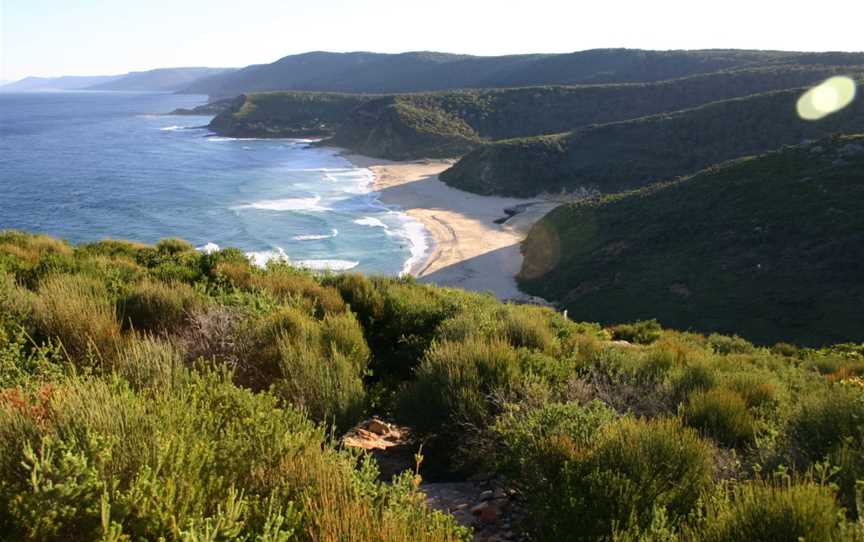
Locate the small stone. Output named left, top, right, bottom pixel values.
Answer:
left=479, top=489, right=495, bottom=501
left=493, top=487, right=508, bottom=499
left=809, top=145, right=824, bottom=153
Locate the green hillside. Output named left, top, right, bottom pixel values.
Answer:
left=519, top=134, right=864, bottom=346
left=441, top=80, right=864, bottom=196
left=1, top=230, right=863, bottom=540
left=209, top=65, right=857, bottom=160
left=182, top=48, right=864, bottom=99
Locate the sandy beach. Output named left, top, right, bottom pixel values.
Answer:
left=343, top=153, right=559, bottom=301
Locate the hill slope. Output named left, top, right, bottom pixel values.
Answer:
left=85, top=67, right=235, bottom=92
left=0, top=75, right=120, bottom=92
left=183, top=48, right=864, bottom=99
left=519, top=134, right=864, bottom=346
left=208, top=65, right=857, bottom=160
left=441, top=79, right=864, bottom=197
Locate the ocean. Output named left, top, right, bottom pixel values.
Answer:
left=0, top=91, right=427, bottom=274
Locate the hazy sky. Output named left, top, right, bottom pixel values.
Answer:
left=2, top=0, right=863, bottom=81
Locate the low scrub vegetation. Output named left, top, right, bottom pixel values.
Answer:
left=0, top=230, right=862, bottom=540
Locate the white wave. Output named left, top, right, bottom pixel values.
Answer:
left=246, top=247, right=290, bottom=268
left=234, top=196, right=331, bottom=212
left=196, top=242, right=221, bottom=254
left=207, top=136, right=266, bottom=142
left=353, top=217, right=389, bottom=229
left=386, top=215, right=431, bottom=276
left=160, top=125, right=184, bottom=131
left=292, top=228, right=338, bottom=241
left=295, top=259, right=359, bottom=271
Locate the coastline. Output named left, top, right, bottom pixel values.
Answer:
left=340, top=151, right=559, bottom=302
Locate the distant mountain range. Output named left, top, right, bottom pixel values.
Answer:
left=180, top=49, right=864, bottom=99
left=0, top=67, right=234, bottom=93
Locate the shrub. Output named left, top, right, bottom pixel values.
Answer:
left=789, top=385, right=864, bottom=461
left=252, top=268, right=346, bottom=316
left=498, top=305, right=556, bottom=352
left=610, top=319, right=662, bottom=345
left=0, top=373, right=467, bottom=541
left=723, top=372, right=779, bottom=408
left=529, top=417, right=714, bottom=540
left=682, top=388, right=756, bottom=447
left=32, top=274, right=121, bottom=364
left=113, top=335, right=186, bottom=389
left=670, top=362, right=717, bottom=404
left=397, top=338, right=520, bottom=436
left=693, top=480, right=846, bottom=541
left=118, top=280, right=205, bottom=333
left=251, top=307, right=369, bottom=429
left=213, top=260, right=253, bottom=289
left=155, top=238, right=194, bottom=255
left=708, top=333, right=756, bottom=355
left=488, top=400, right=617, bottom=478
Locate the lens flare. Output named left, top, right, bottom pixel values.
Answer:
left=797, top=76, right=857, bottom=120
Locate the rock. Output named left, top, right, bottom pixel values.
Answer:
left=832, top=159, right=850, bottom=167
left=479, top=489, right=495, bottom=501
left=471, top=501, right=500, bottom=524
left=809, top=145, right=824, bottom=153
left=366, top=418, right=390, bottom=435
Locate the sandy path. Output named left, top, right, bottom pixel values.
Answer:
left=342, top=153, right=558, bottom=302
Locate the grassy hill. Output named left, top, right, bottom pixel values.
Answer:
left=519, top=134, right=864, bottom=346
left=441, top=79, right=864, bottom=196
left=183, top=48, right=864, bottom=99
left=208, top=65, right=857, bottom=160
left=1, top=230, right=863, bottom=540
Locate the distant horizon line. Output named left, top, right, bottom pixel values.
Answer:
left=6, top=46, right=864, bottom=83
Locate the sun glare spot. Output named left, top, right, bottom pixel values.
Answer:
left=797, top=76, right=857, bottom=120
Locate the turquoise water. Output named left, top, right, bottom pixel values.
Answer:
left=0, top=91, right=426, bottom=274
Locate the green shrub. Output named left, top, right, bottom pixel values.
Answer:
left=252, top=267, right=346, bottom=316
left=670, top=362, right=717, bottom=404
left=708, top=333, right=756, bottom=355
left=113, top=335, right=187, bottom=389
left=693, top=480, right=846, bottom=541
left=529, top=416, right=714, bottom=540
left=32, top=274, right=121, bottom=364
left=488, top=400, right=617, bottom=478
left=682, top=388, right=756, bottom=447
left=155, top=238, right=194, bottom=255
left=789, top=385, right=864, bottom=461
left=0, top=372, right=467, bottom=541
left=119, top=280, right=205, bottom=333
left=397, top=338, right=520, bottom=436
left=611, top=319, right=662, bottom=345
left=723, top=372, right=779, bottom=408
left=251, top=307, right=369, bottom=429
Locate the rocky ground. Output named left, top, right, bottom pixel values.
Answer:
left=343, top=418, right=525, bottom=542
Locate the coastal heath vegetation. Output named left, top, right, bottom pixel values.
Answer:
left=0, top=230, right=863, bottom=540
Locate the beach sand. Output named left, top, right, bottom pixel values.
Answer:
left=343, top=153, right=559, bottom=302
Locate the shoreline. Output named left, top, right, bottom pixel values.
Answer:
left=339, top=150, right=559, bottom=302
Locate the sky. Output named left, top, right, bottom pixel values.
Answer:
left=2, top=0, right=863, bottom=81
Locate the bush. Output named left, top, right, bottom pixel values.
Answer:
left=155, top=238, right=194, bottom=255
left=682, top=388, right=756, bottom=447
left=32, top=274, right=121, bottom=364
left=0, top=372, right=467, bottom=541
left=694, top=480, right=846, bottom=541
left=252, top=307, right=369, bottom=429
left=708, top=333, right=756, bottom=355
left=529, top=416, right=714, bottom=540
left=789, top=385, right=864, bottom=461
left=397, top=338, right=520, bottom=436
left=119, top=280, right=205, bottom=333
left=252, top=268, right=346, bottom=316
left=723, top=372, right=779, bottom=408
left=670, top=362, right=717, bottom=404
left=610, top=319, right=662, bottom=345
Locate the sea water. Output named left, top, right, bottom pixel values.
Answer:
left=0, top=91, right=427, bottom=274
